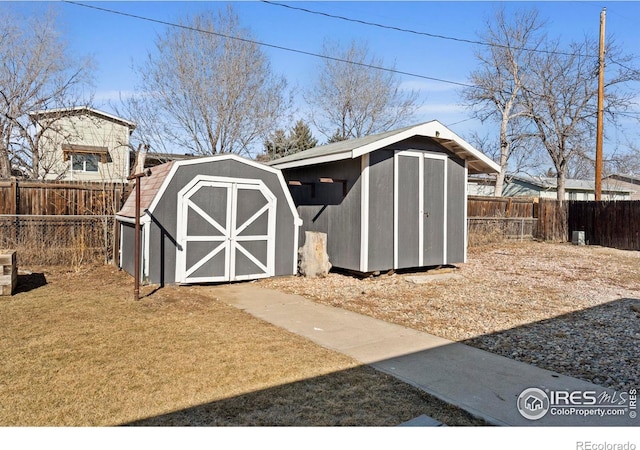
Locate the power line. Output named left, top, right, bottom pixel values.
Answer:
left=263, top=1, right=640, bottom=73
left=62, top=1, right=639, bottom=109
left=62, top=1, right=476, bottom=89
left=261, top=0, right=596, bottom=59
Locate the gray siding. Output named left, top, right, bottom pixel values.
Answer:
left=367, top=150, right=394, bottom=272
left=387, top=137, right=450, bottom=155
left=120, top=222, right=139, bottom=278
left=396, top=154, right=420, bottom=268
left=138, top=158, right=297, bottom=284
left=447, top=157, right=466, bottom=263
left=284, top=158, right=362, bottom=272
left=281, top=135, right=469, bottom=273
left=423, top=157, right=445, bottom=266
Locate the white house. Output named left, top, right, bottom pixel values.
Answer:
left=468, top=174, right=632, bottom=200
left=602, top=174, right=640, bottom=200
left=503, top=175, right=632, bottom=201
left=29, top=107, right=136, bottom=183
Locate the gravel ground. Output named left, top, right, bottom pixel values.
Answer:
left=259, top=241, right=640, bottom=392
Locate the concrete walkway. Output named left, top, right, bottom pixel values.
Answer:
left=214, top=284, right=638, bottom=427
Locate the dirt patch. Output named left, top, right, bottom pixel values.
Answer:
left=260, top=242, right=640, bottom=391
left=0, top=264, right=484, bottom=426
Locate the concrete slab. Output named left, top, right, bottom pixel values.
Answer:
left=399, top=414, right=444, bottom=427
left=405, top=273, right=463, bottom=284
left=213, top=284, right=639, bottom=427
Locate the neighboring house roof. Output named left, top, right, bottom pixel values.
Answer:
left=604, top=173, right=640, bottom=185
left=28, top=106, right=137, bottom=132
left=268, top=121, right=501, bottom=174
left=142, top=152, right=201, bottom=167
left=508, top=175, right=632, bottom=193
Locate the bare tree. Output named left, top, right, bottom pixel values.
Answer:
left=0, top=7, right=94, bottom=179
left=124, top=7, right=290, bottom=157
left=305, top=40, right=419, bottom=141
left=521, top=37, right=638, bottom=201
left=463, top=8, right=546, bottom=197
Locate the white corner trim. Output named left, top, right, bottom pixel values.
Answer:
left=118, top=223, right=124, bottom=269
left=418, top=155, right=424, bottom=267
left=464, top=161, right=469, bottom=264
left=442, top=157, right=448, bottom=265
left=143, top=221, right=150, bottom=280
left=393, top=153, right=399, bottom=270
left=360, top=154, right=370, bottom=273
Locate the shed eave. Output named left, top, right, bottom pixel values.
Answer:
left=272, top=120, right=500, bottom=174
left=116, top=214, right=151, bottom=224
left=269, top=150, right=352, bottom=169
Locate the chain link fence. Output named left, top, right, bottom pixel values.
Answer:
left=0, top=215, right=116, bottom=266
left=467, top=217, right=538, bottom=247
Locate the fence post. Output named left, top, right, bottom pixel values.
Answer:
left=11, top=178, right=19, bottom=244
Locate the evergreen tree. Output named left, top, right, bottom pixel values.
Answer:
left=289, top=119, right=318, bottom=152
left=261, top=120, right=318, bottom=160
left=327, top=129, right=348, bottom=144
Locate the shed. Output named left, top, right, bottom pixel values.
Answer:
left=269, top=121, right=500, bottom=274
left=116, top=154, right=302, bottom=284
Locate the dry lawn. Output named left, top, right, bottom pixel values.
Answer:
left=0, top=264, right=484, bottom=427
left=261, top=241, right=640, bottom=341
left=260, top=241, right=640, bottom=390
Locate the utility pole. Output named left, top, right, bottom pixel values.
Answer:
left=595, top=7, right=606, bottom=201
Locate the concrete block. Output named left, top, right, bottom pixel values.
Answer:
left=0, top=251, right=17, bottom=296
left=398, top=414, right=444, bottom=427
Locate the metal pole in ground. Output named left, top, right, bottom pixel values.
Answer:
left=127, top=169, right=151, bottom=301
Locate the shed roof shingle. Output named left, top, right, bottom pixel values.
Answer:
left=117, top=161, right=175, bottom=219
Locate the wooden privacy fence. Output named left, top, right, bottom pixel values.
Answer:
left=0, top=179, right=128, bottom=266
left=467, top=196, right=567, bottom=244
left=535, top=199, right=567, bottom=242
left=468, top=196, right=537, bottom=218
left=568, top=201, right=640, bottom=250
left=0, top=178, right=128, bottom=215
left=468, top=197, right=640, bottom=250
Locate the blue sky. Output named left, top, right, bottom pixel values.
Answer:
left=5, top=1, right=640, bottom=160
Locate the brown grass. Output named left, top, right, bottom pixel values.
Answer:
left=261, top=242, right=640, bottom=342
left=0, top=264, right=484, bottom=426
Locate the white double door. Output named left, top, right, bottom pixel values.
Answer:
left=176, top=176, right=276, bottom=283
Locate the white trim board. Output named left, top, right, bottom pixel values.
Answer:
left=360, top=154, right=370, bottom=273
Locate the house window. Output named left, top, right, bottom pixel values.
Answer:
left=568, top=192, right=578, bottom=201
left=71, top=153, right=99, bottom=172
left=62, top=144, right=109, bottom=173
